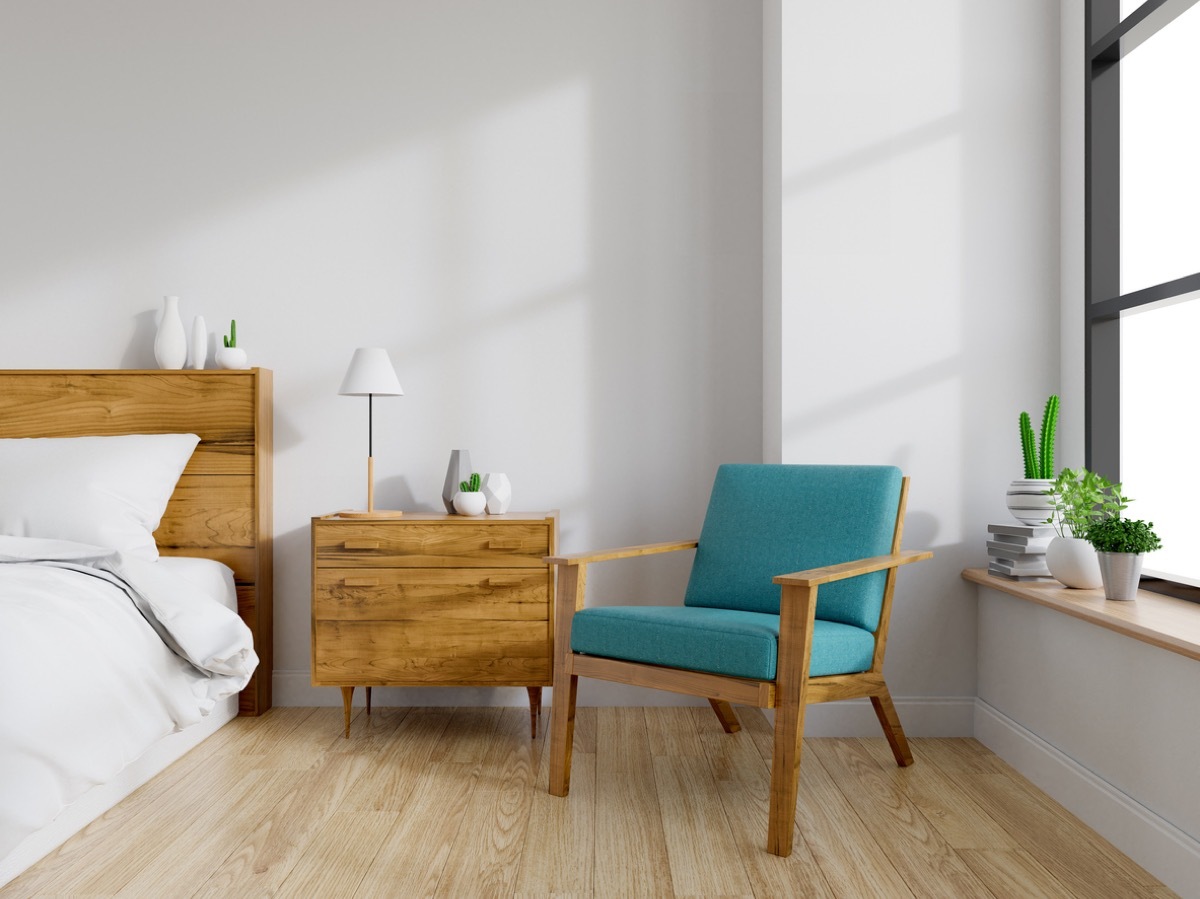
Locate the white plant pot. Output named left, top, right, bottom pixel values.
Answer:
left=1098, top=552, right=1144, bottom=601
left=1045, top=535, right=1102, bottom=589
left=453, top=491, right=486, bottom=516
left=1006, top=478, right=1055, bottom=526
left=215, top=346, right=248, bottom=370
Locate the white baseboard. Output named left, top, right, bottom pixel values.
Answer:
left=975, top=698, right=1200, bottom=899
left=273, top=671, right=974, bottom=736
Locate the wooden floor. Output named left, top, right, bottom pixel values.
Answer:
left=4, top=706, right=1173, bottom=898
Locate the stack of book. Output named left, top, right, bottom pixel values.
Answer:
left=987, top=523, right=1055, bottom=580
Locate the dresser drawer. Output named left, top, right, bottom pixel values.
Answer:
left=313, top=521, right=550, bottom=568
left=313, top=619, right=551, bottom=686
left=313, top=568, right=549, bottom=621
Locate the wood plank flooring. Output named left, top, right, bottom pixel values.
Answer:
left=3, top=706, right=1172, bottom=898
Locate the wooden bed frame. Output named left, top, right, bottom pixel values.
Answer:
left=0, top=370, right=273, bottom=715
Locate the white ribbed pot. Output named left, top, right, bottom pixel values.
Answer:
left=1097, top=552, right=1144, bottom=601
left=1006, top=478, right=1055, bottom=526
left=1045, top=536, right=1103, bottom=589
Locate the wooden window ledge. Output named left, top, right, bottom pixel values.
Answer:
left=962, top=568, right=1200, bottom=662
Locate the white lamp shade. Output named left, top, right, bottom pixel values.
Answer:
left=338, top=347, right=404, bottom=396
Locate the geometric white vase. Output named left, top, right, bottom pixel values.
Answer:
left=153, top=295, right=188, bottom=370
left=482, top=473, right=512, bottom=514
left=1045, top=535, right=1103, bottom=589
left=442, top=450, right=473, bottom=513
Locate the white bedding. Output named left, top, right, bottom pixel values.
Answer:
left=0, top=535, right=257, bottom=860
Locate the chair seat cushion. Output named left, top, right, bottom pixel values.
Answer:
left=570, top=606, right=875, bottom=681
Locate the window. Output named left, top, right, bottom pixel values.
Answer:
left=1087, top=0, right=1200, bottom=596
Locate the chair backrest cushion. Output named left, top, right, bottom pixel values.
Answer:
left=683, top=464, right=902, bottom=631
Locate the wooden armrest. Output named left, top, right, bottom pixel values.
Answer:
left=546, top=539, right=699, bottom=567
left=773, top=550, right=933, bottom=588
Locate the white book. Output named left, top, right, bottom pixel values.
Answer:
left=987, top=539, right=1051, bottom=558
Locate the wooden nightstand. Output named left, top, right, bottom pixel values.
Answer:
left=311, top=512, right=557, bottom=738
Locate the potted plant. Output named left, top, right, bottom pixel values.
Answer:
left=453, top=471, right=486, bottom=516
left=1042, top=467, right=1127, bottom=589
left=1006, top=394, right=1059, bottom=524
left=1087, top=517, right=1163, bottom=601
left=215, top=319, right=248, bottom=370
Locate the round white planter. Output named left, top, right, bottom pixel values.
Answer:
left=453, top=491, right=486, bottom=516
left=1045, top=535, right=1102, bottom=589
left=1006, top=478, right=1055, bottom=526
left=215, top=346, right=249, bottom=370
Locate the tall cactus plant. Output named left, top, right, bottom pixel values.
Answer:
left=1019, top=394, right=1059, bottom=479
left=459, top=472, right=481, bottom=493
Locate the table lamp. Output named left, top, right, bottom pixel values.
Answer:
left=338, top=347, right=404, bottom=518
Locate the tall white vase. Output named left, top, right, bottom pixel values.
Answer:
left=154, top=296, right=187, bottom=370
left=189, top=315, right=207, bottom=370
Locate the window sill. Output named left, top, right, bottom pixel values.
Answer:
left=962, top=568, right=1200, bottom=662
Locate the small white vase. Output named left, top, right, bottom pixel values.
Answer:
left=1006, top=478, right=1055, bottom=526
left=189, top=315, right=207, bottom=370
left=154, top=296, right=187, bottom=370
left=453, top=491, right=487, bottom=516
left=1045, top=535, right=1102, bottom=589
left=215, top=346, right=248, bottom=370
left=482, top=473, right=512, bottom=514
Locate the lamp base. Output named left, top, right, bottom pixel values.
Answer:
left=336, top=509, right=405, bottom=519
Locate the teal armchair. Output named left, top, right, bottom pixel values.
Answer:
left=546, top=464, right=932, bottom=856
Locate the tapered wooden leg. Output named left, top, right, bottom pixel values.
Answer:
left=707, top=698, right=741, bottom=734
left=526, top=687, right=542, bottom=738
left=548, top=674, right=578, bottom=796
left=366, top=686, right=372, bottom=717
left=768, top=583, right=817, bottom=857
left=340, top=686, right=354, bottom=739
left=870, top=685, right=914, bottom=767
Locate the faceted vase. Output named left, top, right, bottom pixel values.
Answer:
left=442, top=450, right=472, bottom=513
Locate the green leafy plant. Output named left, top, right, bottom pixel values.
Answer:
left=1044, top=467, right=1130, bottom=539
left=1086, top=517, right=1163, bottom=554
left=459, top=472, right=481, bottom=493
left=1019, top=394, right=1059, bottom=478
left=222, top=319, right=237, bottom=349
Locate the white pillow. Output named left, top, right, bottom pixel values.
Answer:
left=0, top=434, right=200, bottom=560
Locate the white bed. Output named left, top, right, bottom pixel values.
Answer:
left=0, top=370, right=274, bottom=889
left=0, top=551, right=250, bottom=886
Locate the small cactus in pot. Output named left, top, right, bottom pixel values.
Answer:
left=215, top=319, right=249, bottom=369
left=453, top=471, right=486, bottom=516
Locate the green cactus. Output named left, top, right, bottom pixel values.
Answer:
left=1038, top=393, right=1059, bottom=479
left=459, top=472, right=481, bottom=493
left=1019, top=412, right=1037, bottom=478
left=223, top=319, right=237, bottom=349
left=1018, top=394, right=1059, bottom=479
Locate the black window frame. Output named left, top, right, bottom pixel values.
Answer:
left=1086, top=0, right=1200, bottom=603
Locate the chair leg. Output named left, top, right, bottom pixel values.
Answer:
left=870, top=685, right=914, bottom=767
left=767, top=684, right=809, bottom=857
left=548, top=673, right=579, bottom=796
left=707, top=698, right=741, bottom=734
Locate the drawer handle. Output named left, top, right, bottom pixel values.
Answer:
left=343, top=539, right=381, bottom=550
left=342, top=577, right=380, bottom=587
left=485, top=575, right=529, bottom=587
left=487, top=538, right=526, bottom=551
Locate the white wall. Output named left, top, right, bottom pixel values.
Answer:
left=770, top=0, right=1062, bottom=733
left=0, top=0, right=763, bottom=706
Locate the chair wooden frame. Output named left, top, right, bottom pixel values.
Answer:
left=546, top=477, right=932, bottom=856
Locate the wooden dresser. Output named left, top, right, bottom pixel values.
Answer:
left=311, top=512, right=557, bottom=738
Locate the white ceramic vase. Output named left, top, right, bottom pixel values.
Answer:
left=154, top=296, right=187, bottom=370
left=189, top=315, right=207, bottom=370
left=482, top=473, right=512, bottom=514
left=1045, top=535, right=1102, bottom=589
left=453, top=491, right=486, bottom=516
left=215, top=346, right=248, bottom=370
left=1006, top=478, right=1055, bottom=526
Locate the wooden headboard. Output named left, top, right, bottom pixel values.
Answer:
left=0, top=370, right=273, bottom=715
